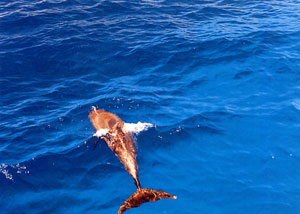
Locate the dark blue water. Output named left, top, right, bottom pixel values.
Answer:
left=1, top=0, right=300, bottom=213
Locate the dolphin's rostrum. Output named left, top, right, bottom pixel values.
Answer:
left=89, top=108, right=176, bottom=213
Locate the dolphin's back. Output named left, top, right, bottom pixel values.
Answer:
left=89, top=109, right=139, bottom=186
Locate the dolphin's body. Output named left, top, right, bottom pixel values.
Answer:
left=89, top=109, right=176, bottom=213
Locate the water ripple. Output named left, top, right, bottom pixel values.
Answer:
left=1, top=0, right=300, bottom=213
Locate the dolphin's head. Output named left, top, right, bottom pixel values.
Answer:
left=89, top=109, right=105, bottom=130
left=89, top=108, right=124, bottom=131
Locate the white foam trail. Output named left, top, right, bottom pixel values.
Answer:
left=123, top=122, right=154, bottom=134
left=92, top=122, right=154, bottom=138
left=93, top=129, right=109, bottom=137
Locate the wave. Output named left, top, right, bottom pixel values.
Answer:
left=1, top=0, right=300, bottom=212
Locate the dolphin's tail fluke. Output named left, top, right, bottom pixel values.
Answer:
left=118, top=188, right=176, bottom=214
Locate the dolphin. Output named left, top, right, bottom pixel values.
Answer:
left=89, top=108, right=176, bottom=213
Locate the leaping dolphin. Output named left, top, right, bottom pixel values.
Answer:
left=89, top=108, right=176, bottom=214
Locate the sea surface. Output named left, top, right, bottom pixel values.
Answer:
left=1, top=0, right=300, bottom=213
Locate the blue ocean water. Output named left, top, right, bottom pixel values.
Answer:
left=1, top=0, right=300, bottom=213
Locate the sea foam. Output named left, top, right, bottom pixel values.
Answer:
left=93, top=129, right=109, bottom=137
left=123, top=122, right=154, bottom=134
left=93, top=122, right=153, bottom=138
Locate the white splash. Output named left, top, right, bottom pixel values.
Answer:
left=93, top=128, right=109, bottom=137
left=123, top=122, right=154, bottom=134
left=92, top=122, right=154, bottom=138
left=92, top=106, right=97, bottom=112
left=0, top=164, right=13, bottom=181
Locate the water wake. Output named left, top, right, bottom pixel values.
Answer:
left=93, top=122, right=154, bottom=138
left=123, top=122, right=154, bottom=134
